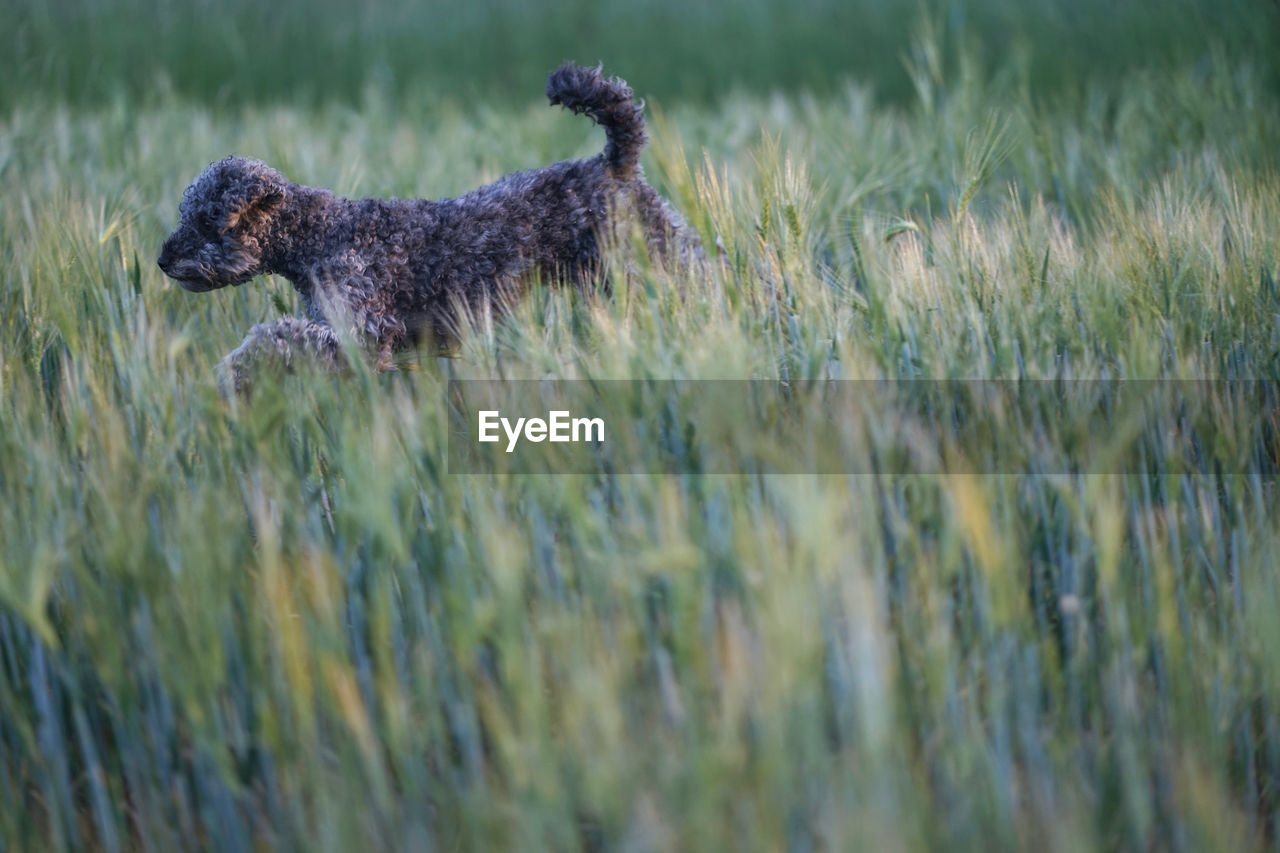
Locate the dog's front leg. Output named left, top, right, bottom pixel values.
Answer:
left=216, top=317, right=346, bottom=397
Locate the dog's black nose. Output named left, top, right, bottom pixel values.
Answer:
left=157, top=254, right=171, bottom=273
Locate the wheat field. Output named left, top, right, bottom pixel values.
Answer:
left=2, top=1, right=1279, bottom=849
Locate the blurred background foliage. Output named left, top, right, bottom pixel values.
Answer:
left=3, top=0, right=1276, bottom=108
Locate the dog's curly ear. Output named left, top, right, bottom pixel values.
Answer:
left=226, top=161, right=287, bottom=231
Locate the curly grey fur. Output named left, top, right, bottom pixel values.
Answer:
left=157, top=63, right=702, bottom=393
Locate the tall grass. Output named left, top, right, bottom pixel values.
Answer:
left=2, top=8, right=1280, bottom=851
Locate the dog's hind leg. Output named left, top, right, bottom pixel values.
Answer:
left=630, top=183, right=706, bottom=271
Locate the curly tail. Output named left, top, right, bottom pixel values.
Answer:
left=546, top=63, right=647, bottom=178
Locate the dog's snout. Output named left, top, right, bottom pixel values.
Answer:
left=157, top=245, right=175, bottom=272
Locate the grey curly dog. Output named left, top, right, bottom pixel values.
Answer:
left=157, top=63, right=701, bottom=393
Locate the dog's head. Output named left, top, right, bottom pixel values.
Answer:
left=157, top=156, right=288, bottom=292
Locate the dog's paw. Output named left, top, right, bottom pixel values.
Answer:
left=215, top=354, right=252, bottom=399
